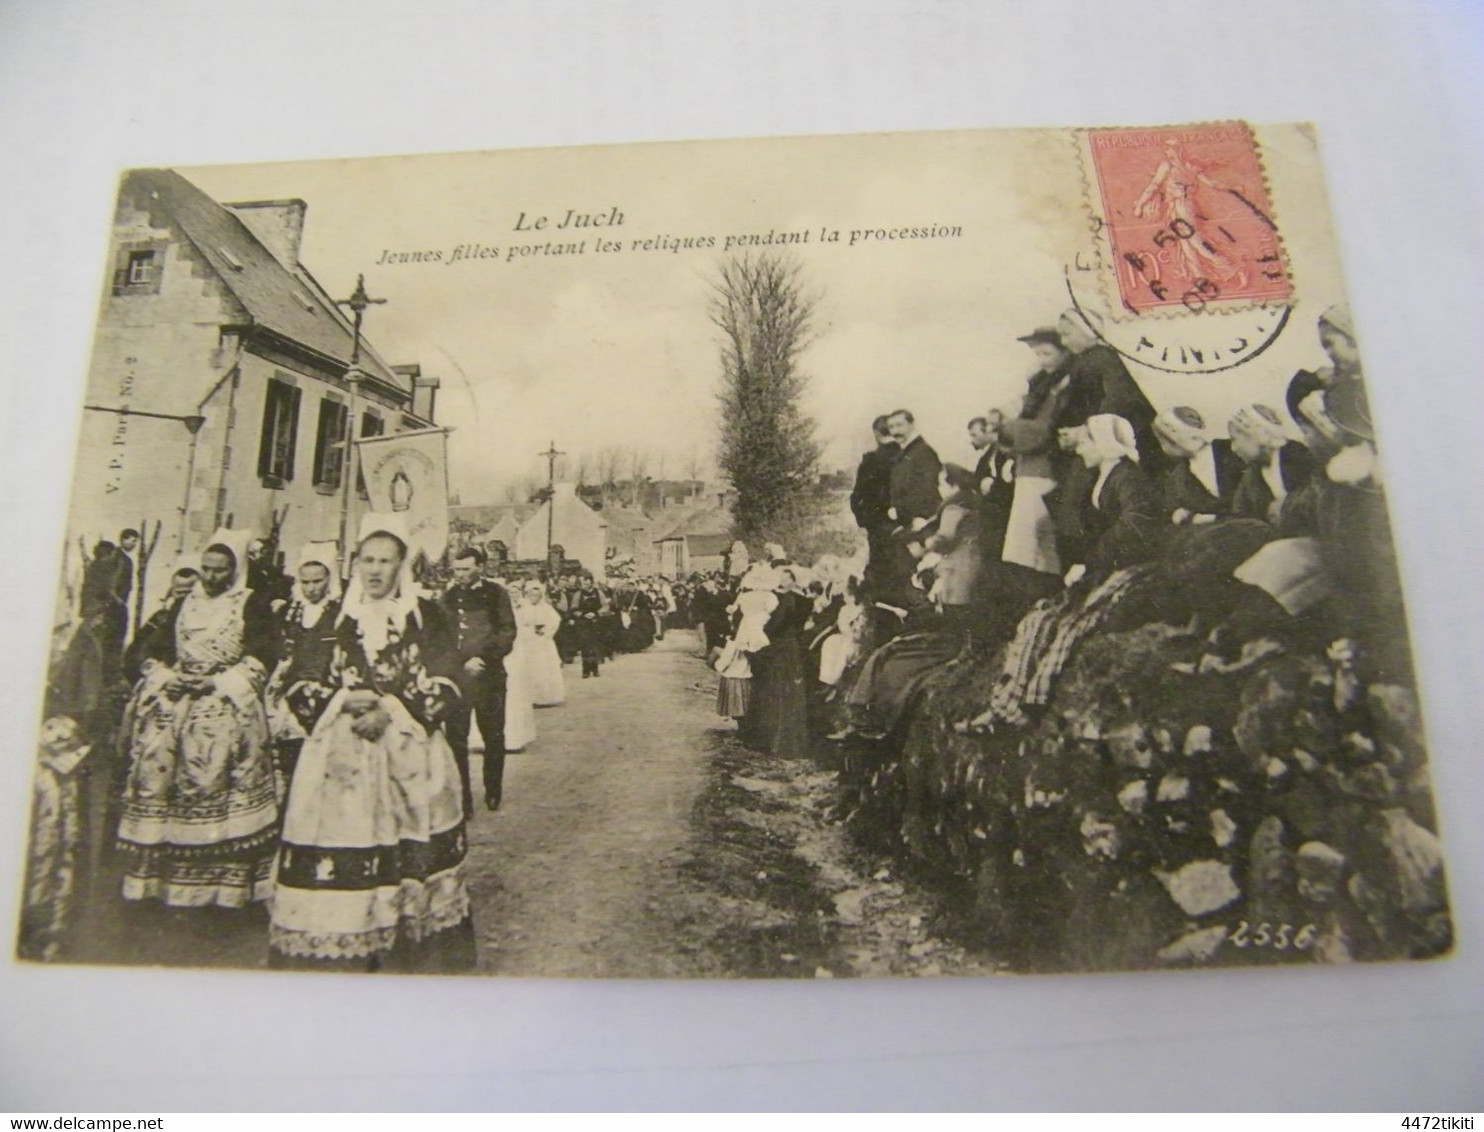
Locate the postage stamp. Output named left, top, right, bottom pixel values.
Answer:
left=1082, top=121, right=1293, bottom=316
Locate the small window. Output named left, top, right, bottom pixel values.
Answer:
left=257, top=377, right=301, bottom=486
left=291, top=288, right=317, bottom=313
left=218, top=247, right=244, bottom=271
left=113, top=243, right=166, bottom=295
left=126, top=250, right=156, bottom=284
left=312, top=397, right=349, bottom=490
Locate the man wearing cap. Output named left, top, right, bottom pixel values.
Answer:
left=440, top=546, right=519, bottom=812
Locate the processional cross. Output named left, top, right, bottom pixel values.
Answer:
left=539, top=440, right=565, bottom=555
left=333, top=274, right=388, bottom=557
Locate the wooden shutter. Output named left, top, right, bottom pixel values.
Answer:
left=257, top=381, right=282, bottom=479
left=283, top=385, right=301, bottom=481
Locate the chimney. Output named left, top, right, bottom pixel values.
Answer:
left=225, top=199, right=308, bottom=269
left=413, top=375, right=440, bottom=422
left=392, top=365, right=440, bottom=423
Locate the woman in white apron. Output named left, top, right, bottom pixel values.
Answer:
left=523, top=581, right=566, bottom=707
left=503, top=585, right=538, bottom=751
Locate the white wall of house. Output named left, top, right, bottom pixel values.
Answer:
left=514, top=483, right=607, bottom=574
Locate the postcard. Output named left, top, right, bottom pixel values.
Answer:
left=18, top=123, right=1451, bottom=977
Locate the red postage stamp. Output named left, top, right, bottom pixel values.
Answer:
left=1085, top=122, right=1292, bottom=315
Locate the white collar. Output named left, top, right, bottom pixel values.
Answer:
left=1092, top=460, right=1119, bottom=508
left=1261, top=454, right=1288, bottom=502
left=1189, top=444, right=1220, bottom=499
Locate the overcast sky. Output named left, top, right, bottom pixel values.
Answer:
left=185, top=125, right=1347, bottom=504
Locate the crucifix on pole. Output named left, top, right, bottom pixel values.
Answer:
left=539, top=440, right=564, bottom=555
left=334, top=274, right=388, bottom=561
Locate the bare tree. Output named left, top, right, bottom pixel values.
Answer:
left=683, top=448, right=709, bottom=499
left=596, top=445, right=624, bottom=505
left=710, top=252, right=822, bottom=543
left=627, top=447, right=651, bottom=507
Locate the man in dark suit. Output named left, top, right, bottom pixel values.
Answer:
left=883, top=408, right=942, bottom=603
left=440, top=546, right=518, bottom=813
left=849, top=414, right=899, bottom=599
left=969, top=411, right=1015, bottom=572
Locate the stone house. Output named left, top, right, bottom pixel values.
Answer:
left=70, top=168, right=437, bottom=611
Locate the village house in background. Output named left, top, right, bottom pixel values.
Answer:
left=450, top=478, right=739, bottom=579
left=71, top=169, right=439, bottom=614
left=652, top=494, right=734, bottom=576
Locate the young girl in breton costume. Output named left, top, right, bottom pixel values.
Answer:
left=115, top=528, right=280, bottom=912
left=269, top=513, right=475, bottom=972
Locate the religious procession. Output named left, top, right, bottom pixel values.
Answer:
left=17, top=144, right=1451, bottom=979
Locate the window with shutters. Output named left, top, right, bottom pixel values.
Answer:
left=312, top=396, right=349, bottom=491
left=356, top=411, right=385, bottom=498
left=257, top=377, right=301, bottom=487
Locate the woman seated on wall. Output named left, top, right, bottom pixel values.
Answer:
left=1153, top=404, right=1302, bottom=630
left=1208, top=377, right=1412, bottom=684
left=960, top=414, right=1166, bottom=732
left=1229, top=403, right=1316, bottom=524
left=1155, top=406, right=1245, bottom=525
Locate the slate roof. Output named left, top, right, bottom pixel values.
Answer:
left=122, top=169, right=407, bottom=395
left=602, top=507, right=655, bottom=532
left=652, top=503, right=733, bottom=543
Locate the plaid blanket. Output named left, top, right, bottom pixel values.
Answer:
left=985, top=564, right=1157, bottom=726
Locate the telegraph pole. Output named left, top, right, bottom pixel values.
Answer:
left=539, top=440, right=564, bottom=555
left=334, top=274, right=388, bottom=561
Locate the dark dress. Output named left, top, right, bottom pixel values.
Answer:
left=620, top=590, right=656, bottom=652
left=745, top=591, right=813, bottom=758
left=1159, top=441, right=1276, bottom=589
left=571, top=589, right=606, bottom=676
left=1079, top=461, right=1166, bottom=582
left=1159, top=439, right=1245, bottom=519
left=1073, top=344, right=1161, bottom=468
left=1231, top=442, right=1315, bottom=523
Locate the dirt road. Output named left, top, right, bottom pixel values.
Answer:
left=465, top=631, right=716, bottom=976
left=68, top=628, right=998, bottom=978
left=466, top=629, right=1000, bottom=979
